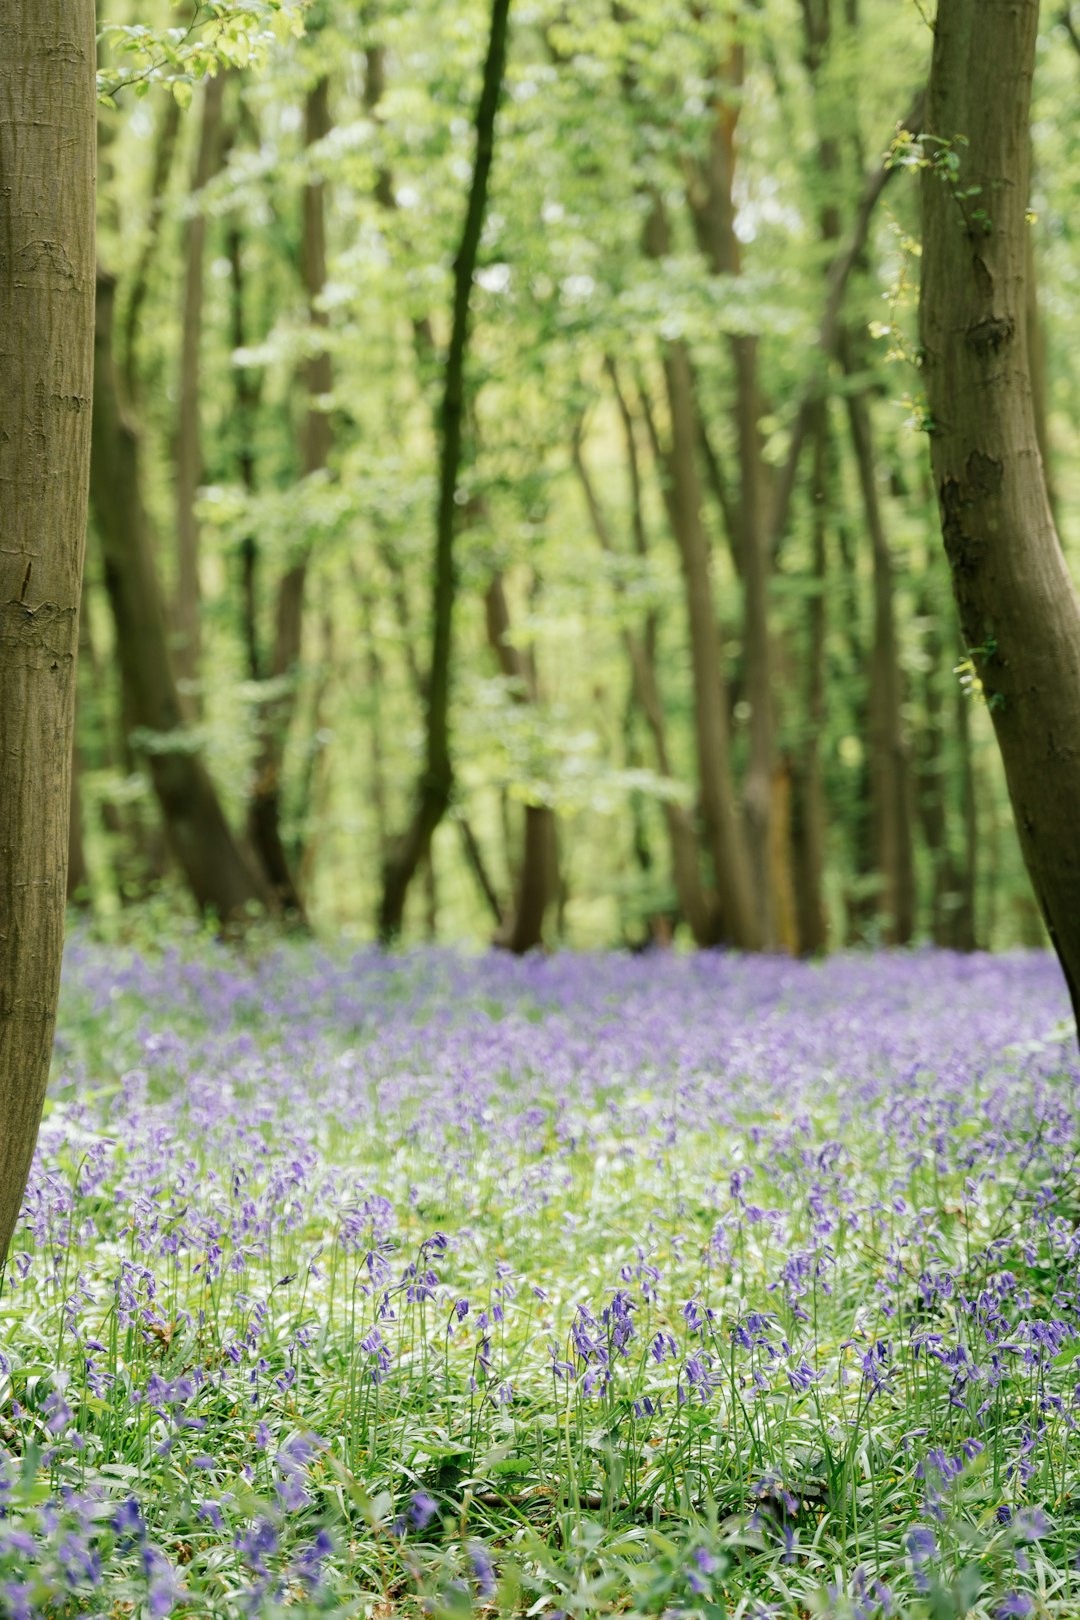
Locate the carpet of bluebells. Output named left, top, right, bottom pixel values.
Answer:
left=3, top=939, right=1080, bottom=1619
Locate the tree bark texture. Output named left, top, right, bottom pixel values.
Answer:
left=378, top=0, right=512, bottom=943
left=90, top=274, right=267, bottom=924
left=0, top=0, right=96, bottom=1267
left=921, top=0, right=1080, bottom=1019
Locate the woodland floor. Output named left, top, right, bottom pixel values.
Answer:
left=2, top=938, right=1079, bottom=1618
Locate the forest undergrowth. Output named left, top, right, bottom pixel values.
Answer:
left=2, top=936, right=1079, bottom=1618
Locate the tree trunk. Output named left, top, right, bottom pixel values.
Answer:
left=378, top=0, right=512, bottom=943
left=921, top=0, right=1080, bottom=1020
left=226, top=220, right=262, bottom=682
left=67, top=712, right=91, bottom=909
left=484, top=574, right=559, bottom=953
left=0, top=0, right=96, bottom=1268
left=174, top=71, right=227, bottom=698
left=954, top=678, right=978, bottom=951
left=245, top=77, right=332, bottom=924
left=90, top=273, right=267, bottom=924
left=574, top=392, right=714, bottom=946
left=688, top=39, right=779, bottom=948
left=791, top=402, right=830, bottom=955
left=914, top=578, right=972, bottom=948
left=121, top=94, right=181, bottom=402
left=841, top=351, right=916, bottom=945
left=658, top=338, right=760, bottom=950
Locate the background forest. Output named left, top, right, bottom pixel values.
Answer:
left=77, top=0, right=1076, bottom=955
left=11, top=6, right=1080, bottom=1615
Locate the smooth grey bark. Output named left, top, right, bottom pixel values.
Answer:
left=921, top=0, right=1080, bottom=1020
left=0, top=0, right=96, bottom=1268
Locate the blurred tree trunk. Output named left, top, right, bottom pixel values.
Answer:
left=121, top=94, right=181, bottom=401
left=801, top=0, right=915, bottom=946
left=574, top=385, right=713, bottom=947
left=640, top=195, right=758, bottom=948
left=68, top=688, right=91, bottom=909
left=226, top=221, right=261, bottom=682
left=174, top=71, right=227, bottom=700
left=0, top=0, right=95, bottom=1268
left=246, top=75, right=333, bottom=924
left=688, top=37, right=782, bottom=950
left=379, top=0, right=512, bottom=943
left=484, top=574, right=559, bottom=953
left=915, top=581, right=963, bottom=946
left=657, top=337, right=759, bottom=950
left=90, top=274, right=267, bottom=924
left=790, top=402, right=830, bottom=955
left=954, top=682, right=978, bottom=951
left=922, top=0, right=1080, bottom=1020
left=841, top=363, right=916, bottom=945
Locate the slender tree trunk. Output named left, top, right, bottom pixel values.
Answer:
left=484, top=574, right=559, bottom=953
left=226, top=221, right=262, bottom=682
left=379, top=0, right=512, bottom=942
left=295, top=580, right=335, bottom=900
left=122, top=94, right=181, bottom=402
left=245, top=77, right=332, bottom=923
left=574, top=396, right=714, bottom=946
left=90, top=274, right=268, bottom=924
left=921, top=0, right=1080, bottom=1020
left=791, top=402, right=830, bottom=954
left=637, top=190, right=758, bottom=948
left=954, top=681, right=978, bottom=951
left=689, top=39, right=779, bottom=948
left=68, top=698, right=91, bottom=908
left=0, top=0, right=96, bottom=1267
left=174, top=71, right=227, bottom=697
left=841, top=351, right=916, bottom=944
left=914, top=579, right=961, bottom=946
left=658, top=338, right=759, bottom=949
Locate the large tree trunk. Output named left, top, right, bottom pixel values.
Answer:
left=0, top=0, right=96, bottom=1267
left=173, top=71, right=227, bottom=699
left=378, top=0, right=512, bottom=943
left=90, top=273, right=268, bottom=924
left=921, top=0, right=1080, bottom=1020
left=246, top=76, right=332, bottom=923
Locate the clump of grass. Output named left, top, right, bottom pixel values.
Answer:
left=1, top=937, right=1078, bottom=1617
